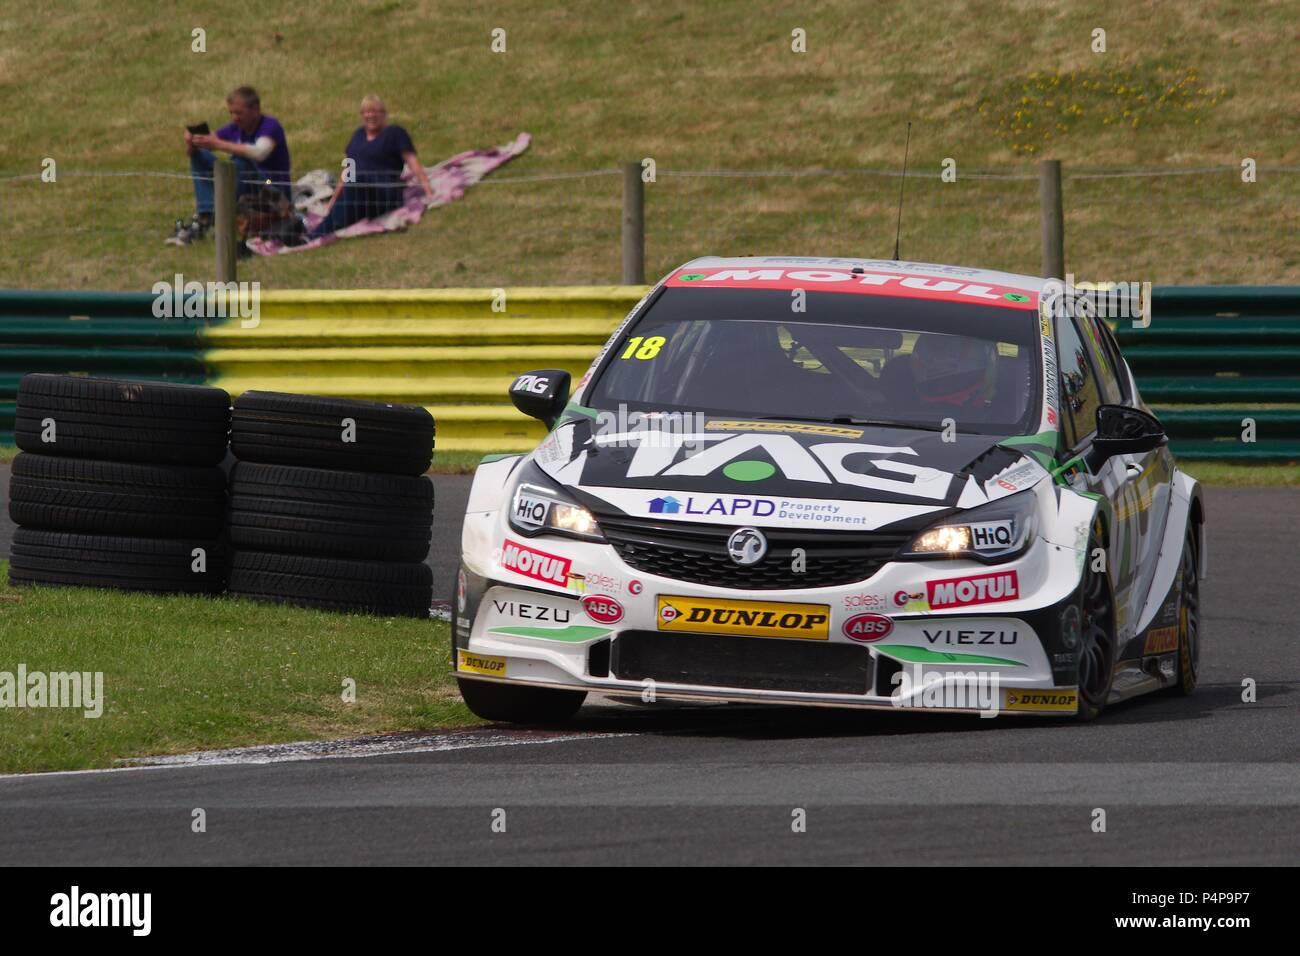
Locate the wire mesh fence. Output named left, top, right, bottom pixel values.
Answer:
left=0, top=164, right=1295, bottom=289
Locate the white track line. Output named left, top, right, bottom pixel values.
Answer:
left=0, top=729, right=634, bottom=779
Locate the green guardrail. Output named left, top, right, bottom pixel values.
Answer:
left=1114, top=287, right=1300, bottom=459
left=1, top=285, right=1299, bottom=461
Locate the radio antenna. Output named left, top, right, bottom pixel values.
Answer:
left=892, top=122, right=912, bottom=262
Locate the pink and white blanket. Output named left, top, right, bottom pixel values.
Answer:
left=248, top=132, right=530, bottom=255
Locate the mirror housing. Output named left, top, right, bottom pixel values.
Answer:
left=509, top=369, right=571, bottom=429
left=1091, top=404, right=1168, bottom=463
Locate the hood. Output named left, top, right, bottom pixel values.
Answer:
left=532, top=415, right=1049, bottom=531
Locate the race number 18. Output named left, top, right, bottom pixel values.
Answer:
left=620, top=336, right=665, bottom=360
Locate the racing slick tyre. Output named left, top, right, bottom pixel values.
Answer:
left=1166, top=523, right=1201, bottom=696
left=1076, top=519, right=1118, bottom=720
left=9, top=453, right=227, bottom=538
left=14, top=374, right=231, bottom=466
left=227, top=463, right=433, bottom=562
left=456, top=677, right=587, bottom=724
left=8, top=528, right=227, bottom=594
left=230, top=391, right=435, bottom=476
left=227, top=551, right=433, bottom=617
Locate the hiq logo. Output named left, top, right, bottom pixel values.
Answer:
left=970, top=520, right=1013, bottom=549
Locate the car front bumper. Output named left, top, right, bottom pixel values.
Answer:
left=453, top=513, right=1089, bottom=717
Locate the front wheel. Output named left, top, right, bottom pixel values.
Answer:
left=457, top=677, right=587, bottom=724
left=1170, top=524, right=1201, bottom=696
left=1076, top=520, right=1117, bottom=720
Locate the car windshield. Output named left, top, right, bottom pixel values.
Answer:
left=588, top=288, right=1041, bottom=436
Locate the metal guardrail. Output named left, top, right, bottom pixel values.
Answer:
left=2, top=286, right=1298, bottom=460
left=1113, top=287, right=1300, bottom=459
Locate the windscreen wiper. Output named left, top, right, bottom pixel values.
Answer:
left=826, top=415, right=948, bottom=432
left=742, top=414, right=948, bottom=433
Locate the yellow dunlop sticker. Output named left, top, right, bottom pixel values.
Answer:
left=657, top=595, right=830, bottom=640
left=1144, top=626, right=1179, bottom=655
left=458, top=650, right=508, bottom=677
left=1003, top=689, right=1079, bottom=712
left=705, top=419, right=864, bottom=439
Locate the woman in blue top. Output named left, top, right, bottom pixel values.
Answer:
left=309, top=95, right=435, bottom=238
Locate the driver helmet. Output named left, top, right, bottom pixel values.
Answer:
left=910, top=334, right=998, bottom=406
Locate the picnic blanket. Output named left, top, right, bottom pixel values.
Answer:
left=247, top=131, right=530, bottom=255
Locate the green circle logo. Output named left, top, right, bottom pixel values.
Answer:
left=1004, top=293, right=1030, bottom=302
left=679, top=274, right=707, bottom=281
left=723, top=460, right=776, bottom=482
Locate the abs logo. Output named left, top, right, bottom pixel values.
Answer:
left=843, top=613, right=893, bottom=642
left=582, top=595, right=624, bottom=624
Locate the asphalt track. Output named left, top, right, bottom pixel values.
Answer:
left=1, top=467, right=1297, bottom=864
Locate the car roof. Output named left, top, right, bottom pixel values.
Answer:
left=671, top=256, right=1049, bottom=294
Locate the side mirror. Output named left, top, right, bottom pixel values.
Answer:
left=509, top=369, right=571, bottom=429
left=1091, top=404, right=1167, bottom=463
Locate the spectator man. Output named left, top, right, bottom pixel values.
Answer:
left=167, top=86, right=292, bottom=245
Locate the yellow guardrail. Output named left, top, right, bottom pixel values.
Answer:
left=205, top=286, right=650, bottom=453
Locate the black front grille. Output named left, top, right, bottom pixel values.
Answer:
left=596, top=513, right=909, bottom=590
left=612, top=630, right=871, bottom=695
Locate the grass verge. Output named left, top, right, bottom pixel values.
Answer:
left=430, top=449, right=512, bottom=474
left=0, top=562, right=475, bottom=773
left=2, top=1, right=1296, bottom=289
left=1177, top=460, right=1300, bottom=487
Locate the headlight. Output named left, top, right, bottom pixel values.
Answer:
left=508, top=468, right=606, bottom=543
left=899, top=490, right=1038, bottom=562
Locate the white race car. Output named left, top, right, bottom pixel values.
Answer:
left=453, top=257, right=1204, bottom=721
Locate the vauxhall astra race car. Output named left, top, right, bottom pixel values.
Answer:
left=453, top=257, right=1205, bottom=722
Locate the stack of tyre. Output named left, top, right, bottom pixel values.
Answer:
left=8, top=374, right=230, bottom=595
left=225, top=391, right=435, bottom=618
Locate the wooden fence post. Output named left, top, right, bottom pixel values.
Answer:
left=213, top=157, right=238, bottom=283
left=622, top=161, right=645, bottom=284
left=1040, top=159, right=1064, bottom=279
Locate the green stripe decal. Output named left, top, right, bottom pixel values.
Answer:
left=488, top=625, right=611, bottom=642
left=874, top=645, right=1026, bottom=667
left=561, top=402, right=598, bottom=420
left=998, top=433, right=1058, bottom=472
